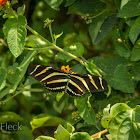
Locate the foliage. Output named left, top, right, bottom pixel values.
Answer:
left=0, top=0, right=140, bottom=140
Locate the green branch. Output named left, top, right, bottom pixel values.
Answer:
left=26, top=25, right=84, bottom=64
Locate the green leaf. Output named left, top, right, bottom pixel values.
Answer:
left=66, top=123, right=75, bottom=133
left=118, top=0, right=140, bottom=18
left=94, top=15, right=118, bottom=44
left=7, top=63, right=18, bottom=84
left=3, top=10, right=17, bottom=19
left=71, top=64, right=87, bottom=74
left=93, top=55, right=129, bottom=75
left=112, top=28, right=130, bottom=57
left=56, top=42, right=84, bottom=62
left=89, top=13, right=106, bottom=45
left=106, top=134, right=113, bottom=140
left=135, top=38, right=140, bottom=47
left=54, top=125, right=70, bottom=140
left=120, top=0, right=129, bottom=9
left=132, top=62, right=140, bottom=81
left=109, top=103, right=140, bottom=140
left=12, top=126, right=34, bottom=140
left=30, top=115, right=64, bottom=130
left=0, top=67, right=6, bottom=91
left=53, top=100, right=65, bottom=113
left=0, top=134, right=9, bottom=140
left=127, top=97, right=140, bottom=108
left=0, top=88, right=11, bottom=100
left=44, top=0, right=63, bottom=11
left=11, top=0, right=18, bottom=5
left=7, top=49, right=38, bottom=93
left=3, top=15, right=27, bottom=57
left=70, top=132, right=92, bottom=140
left=35, top=136, right=56, bottom=140
left=114, top=0, right=121, bottom=10
left=26, top=35, right=48, bottom=48
left=56, top=92, right=64, bottom=102
left=110, top=103, right=131, bottom=118
left=74, top=93, right=96, bottom=125
left=0, top=111, right=23, bottom=123
left=17, top=5, right=25, bottom=16
left=125, top=17, right=137, bottom=27
left=105, top=64, right=134, bottom=93
left=129, top=17, right=140, bottom=44
left=131, top=46, right=140, bottom=61
left=66, top=114, right=81, bottom=126
left=105, top=95, right=124, bottom=107
left=54, top=31, right=63, bottom=40
left=68, top=0, right=106, bottom=15
left=85, top=61, right=101, bottom=77
left=65, top=0, right=76, bottom=7
left=101, top=104, right=111, bottom=128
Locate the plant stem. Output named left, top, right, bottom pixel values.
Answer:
left=90, top=8, right=108, bottom=19
left=24, top=46, right=53, bottom=50
left=23, top=88, right=46, bottom=92
left=95, top=124, right=101, bottom=131
left=54, top=45, right=84, bottom=64
left=7, top=3, right=85, bottom=65
left=90, top=129, right=108, bottom=138
left=26, top=25, right=53, bottom=46
left=26, top=25, right=84, bottom=64
left=1, top=89, right=23, bottom=103
left=49, top=24, right=55, bottom=43
left=121, top=40, right=131, bottom=53
left=0, top=38, right=8, bottom=47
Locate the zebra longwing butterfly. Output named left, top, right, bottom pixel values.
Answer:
left=28, top=65, right=107, bottom=97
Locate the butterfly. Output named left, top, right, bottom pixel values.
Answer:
left=28, top=65, right=107, bottom=97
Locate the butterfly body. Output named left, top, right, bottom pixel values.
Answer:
left=28, top=65, right=107, bottom=97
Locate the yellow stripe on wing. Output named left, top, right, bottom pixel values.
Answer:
left=88, top=75, right=99, bottom=90
left=47, top=79, right=68, bottom=84
left=71, top=75, right=90, bottom=91
left=30, top=65, right=40, bottom=75
left=40, top=72, right=67, bottom=82
left=99, top=77, right=104, bottom=90
left=35, top=67, right=52, bottom=77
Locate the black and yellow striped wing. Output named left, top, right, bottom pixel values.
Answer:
left=66, top=74, right=107, bottom=97
left=28, top=65, right=68, bottom=93
left=28, top=65, right=107, bottom=97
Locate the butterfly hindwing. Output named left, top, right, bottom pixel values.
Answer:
left=65, top=74, right=107, bottom=97
left=71, top=74, right=107, bottom=92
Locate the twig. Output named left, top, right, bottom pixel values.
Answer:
left=0, top=38, right=8, bottom=47
left=90, top=129, right=108, bottom=138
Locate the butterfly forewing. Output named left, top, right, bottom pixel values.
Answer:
left=28, top=65, right=68, bottom=93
